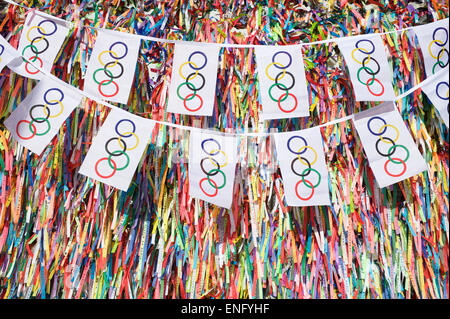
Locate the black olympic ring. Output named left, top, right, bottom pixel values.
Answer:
left=275, top=71, right=295, bottom=91
left=362, top=56, right=381, bottom=76
left=105, top=137, right=127, bottom=156
left=29, top=104, right=50, bottom=123
left=291, top=157, right=312, bottom=177
left=375, top=137, right=396, bottom=157
left=30, top=37, right=49, bottom=55
left=186, top=72, right=206, bottom=91
left=103, top=61, right=124, bottom=78
left=200, top=157, right=220, bottom=176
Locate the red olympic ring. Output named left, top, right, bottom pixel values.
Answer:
left=366, top=78, right=385, bottom=97
left=98, top=80, right=119, bottom=98
left=16, top=120, right=36, bottom=140
left=25, top=56, right=43, bottom=75
left=384, top=158, right=407, bottom=177
left=199, top=177, right=218, bottom=197
left=278, top=93, right=298, bottom=113
left=95, top=157, right=117, bottom=179
left=183, top=93, right=204, bottom=112
left=295, top=179, right=315, bottom=200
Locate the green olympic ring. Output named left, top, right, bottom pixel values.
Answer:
left=357, top=66, right=376, bottom=86
left=107, top=150, right=130, bottom=171
left=432, top=61, right=446, bottom=74
left=206, top=168, right=226, bottom=189
left=301, top=168, right=321, bottom=189
left=22, top=44, right=39, bottom=62
left=177, top=82, right=197, bottom=101
left=268, top=83, right=289, bottom=102
left=29, top=117, right=51, bottom=136
left=93, top=68, right=114, bottom=86
left=387, top=144, right=410, bottom=164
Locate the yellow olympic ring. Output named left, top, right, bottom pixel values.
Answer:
left=265, top=62, right=286, bottom=81
left=208, top=149, right=228, bottom=168
left=428, top=39, right=445, bottom=59
left=43, top=100, right=64, bottom=118
left=378, top=124, right=399, bottom=144
left=98, top=50, right=119, bottom=67
left=297, top=146, right=318, bottom=166
left=351, top=47, right=372, bottom=65
left=179, top=61, right=199, bottom=80
left=26, top=26, right=46, bottom=44
left=118, top=132, right=140, bottom=151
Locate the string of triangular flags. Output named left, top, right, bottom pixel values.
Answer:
left=0, top=4, right=448, bottom=210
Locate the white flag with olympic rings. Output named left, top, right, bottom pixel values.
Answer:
left=79, top=109, right=154, bottom=191
left=0, top=35, right=22, bottom=73
left=413, top=18, right=449, bottom=78
left=4, top=77, right=82, bottom=155
left=421, top=67, right=449, bottom=128
left=188, top=131, right=237, bottom=209
left=167, top=44, right=220, bottom=116
left=255, top=45, right=310, bottom=120
left=10, top=11, right=69, bottom=80
left=336, top=34, right=396, bottom=101
left=84, top=30, right=141, bottom=104
left=273, top=127, right=331, bottom=207
left=353, top=102, right=427, bottom=188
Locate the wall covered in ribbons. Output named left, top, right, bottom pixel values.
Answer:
left=0, top=0, right=449, bottom=300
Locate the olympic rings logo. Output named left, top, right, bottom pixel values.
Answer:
left=428, top=27, right=448, bottom=74
left=367, top=116, right=410, bottom=177
left=198, top=138, right=228, bottom=197
left=94, top=119, right=139, bottom=179
left=266, top=51, right=298, bottom=113
left=351, top=39, right=385, bottom=96
left=93, top=41, right=129, bottom=98
left=15, top=88, right=64, bottom=140
left=21, top=19, right=57, bottom=75
left=176, top=51, right=207, bottom=112
left=287, top=136, right=321, bottom=200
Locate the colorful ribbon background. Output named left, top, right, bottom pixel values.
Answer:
left=0, top=0, right=448, bottom=299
